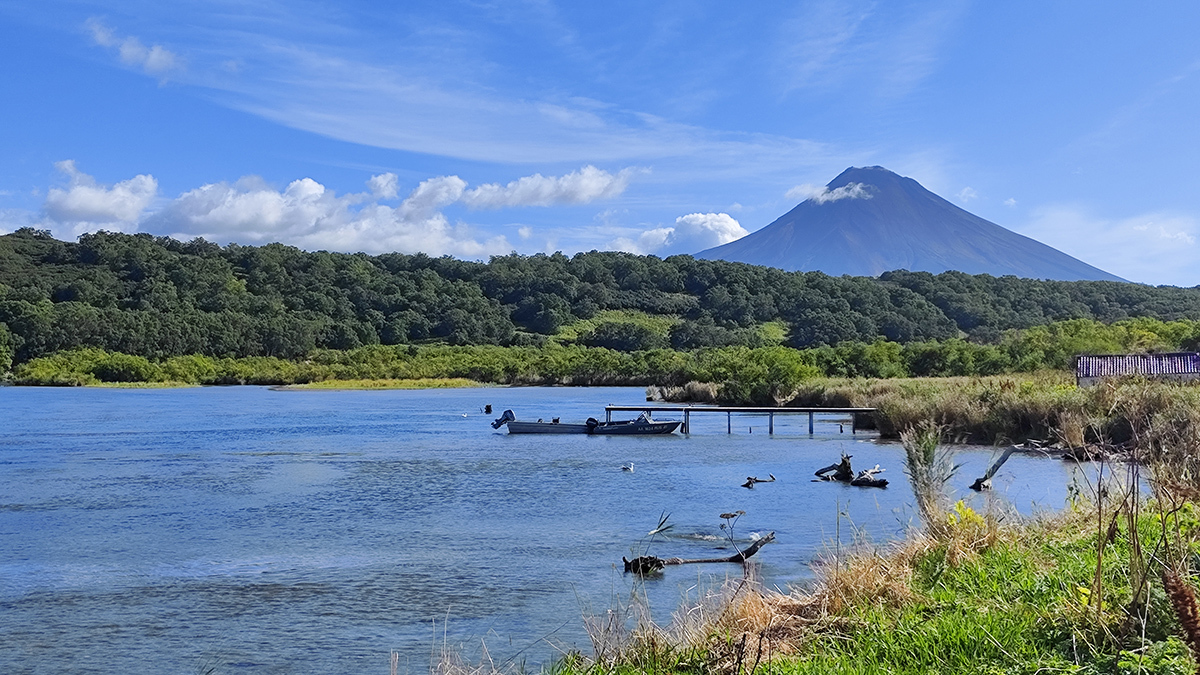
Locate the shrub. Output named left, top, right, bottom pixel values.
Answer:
left=90, top=353, right=162, bottom=382
left=580, top=322, right=668, bottom=351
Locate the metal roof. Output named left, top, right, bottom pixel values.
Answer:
left=1076, top=352, right=1200, bottom=378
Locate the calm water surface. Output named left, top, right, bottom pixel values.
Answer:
left=1, top=385, right=1084, bottom=673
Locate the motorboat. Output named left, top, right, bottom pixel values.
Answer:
left=490, top=409, right=587, bottom=433
left=589, top=412, right=681, bottom=435
left=490, top=410, right=680, bottom=435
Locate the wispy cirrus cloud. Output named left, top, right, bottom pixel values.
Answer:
left=86, top=18, right=181, bottom=79
left=65, top=6, right=859, bottom=187
left=1016, top=205, right=1200, bottom=286
left=776, top=0, right=967, bottom=98
left=214, top=46, right=839, bottom=170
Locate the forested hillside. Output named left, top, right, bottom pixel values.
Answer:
left=2, top=227, right=1200, bottom=368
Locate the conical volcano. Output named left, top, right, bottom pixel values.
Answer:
left=698, top=166, right=1123, bottom=281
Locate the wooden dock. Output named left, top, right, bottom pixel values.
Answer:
left=604, top=405, right=876, bottom=435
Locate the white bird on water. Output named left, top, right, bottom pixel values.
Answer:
left=621, top=463, right=634, bottom=472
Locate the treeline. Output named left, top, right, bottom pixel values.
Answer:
left=3, top=228, right=1200, bottom=369
left=13, top=317, right=1200, bottom=404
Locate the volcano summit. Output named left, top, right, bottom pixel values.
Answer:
left=698, top=166, right=1123, bottom=281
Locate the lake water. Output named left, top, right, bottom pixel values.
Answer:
left=1, top=385, right=1087, bottom=674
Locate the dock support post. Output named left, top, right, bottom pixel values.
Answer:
left=684, top=409, right=690, bottom=435
left=769, top=412, right=774, bottom=435
left=808, top=411, right=814, bottom=435
left=727, top=411, right=731, bottom=434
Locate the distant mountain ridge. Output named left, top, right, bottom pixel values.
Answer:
left=698, top=166, right=1124, bottom=282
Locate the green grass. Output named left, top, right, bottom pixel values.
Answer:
left=554, top=310, right=681, bottom=343
left=757, top=321, right=789, bottom=346
left=780, top=515, right=1195, bottom=675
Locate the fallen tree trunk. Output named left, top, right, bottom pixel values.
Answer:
left=623, top=531, right=776, bottom=574
left=970, top=446, right=1017, bottom=491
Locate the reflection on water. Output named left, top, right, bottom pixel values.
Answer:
left=0, top=386, right=1085, bottom=673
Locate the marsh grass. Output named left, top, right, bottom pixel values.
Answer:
left=780, top=373, right=1200, bottom=445
left=899, top=422, right=959, bottom=534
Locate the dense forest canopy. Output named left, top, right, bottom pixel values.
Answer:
left=2, top=227, right=1200, bottom=367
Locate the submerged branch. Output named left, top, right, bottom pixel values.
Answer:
left=623, top=532, right=776, bottom=574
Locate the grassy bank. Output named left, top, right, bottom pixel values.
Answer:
left=550, top=422, right=1200, bottom=675
left=566, top=504, right=1198, bottom=675
left=281, top=377, right=485, bottom=390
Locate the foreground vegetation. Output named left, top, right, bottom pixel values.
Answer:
left=549, top=409, right=1200, bottom=675
left=565, top=502, right=1199, bottom=675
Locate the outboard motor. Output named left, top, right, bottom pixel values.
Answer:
left=491, top=409, right=516, bottom=429
left=586, top=417, right=600, bottom=432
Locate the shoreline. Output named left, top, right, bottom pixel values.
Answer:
left=273, top=377, right=488, bottom=391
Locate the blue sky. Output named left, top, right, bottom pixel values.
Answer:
left=2, top=1, right=1198, bottom=286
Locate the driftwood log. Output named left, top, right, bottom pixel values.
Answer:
left=623, top=531, right=776, bottom=574
left=850, top=465, right=888, bottom=488
left=814, top=454, right=854, bottom=482
left=815, top=454, right=887, bottom=488
left=742, top=474, right=776, bottom=488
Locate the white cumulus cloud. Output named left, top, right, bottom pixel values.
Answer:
left=86, top=19, right=181, bottom=78
left=42, top=160, right=157, bottom=235
left=31, top=164, right=635, bottom=258
left=957, top=186, right=978, bottom=203
left=462, top=166, right=633, bottom=209
left=784, top=182, right=872, bottom=204
left=149, top=174, right=502, bottom=257
left=613, top=212, right=749, bottom=256
left=366, top=172, right=399, bottom=199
